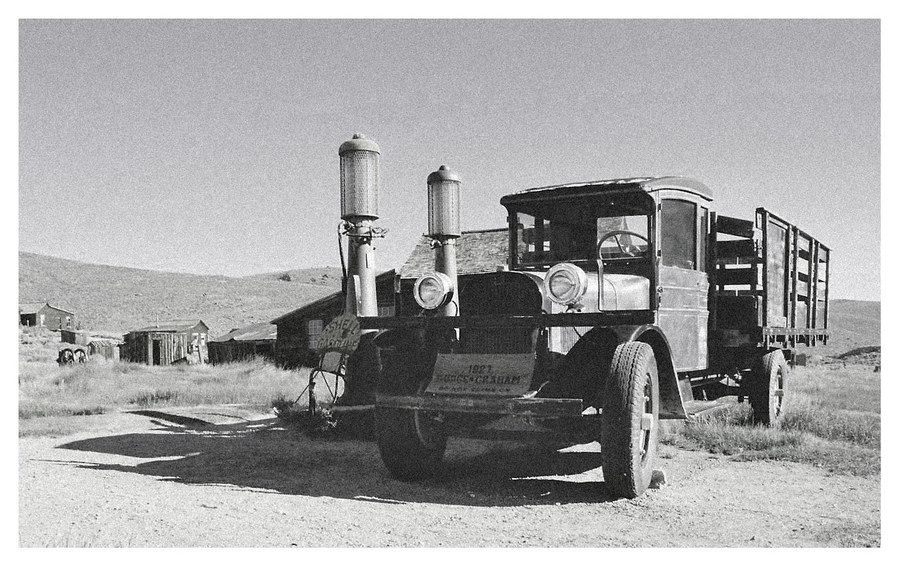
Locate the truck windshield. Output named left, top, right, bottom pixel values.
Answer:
left=515, top=212, right=650, bottom=268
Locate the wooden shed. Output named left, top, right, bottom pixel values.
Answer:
left=208, top=322, right=277, bottom=365
left=88, top=338, right=121, bottom=361
left=272, top=270, right=397, bottom=369
left=60, top=329, right=90, bottom=346
left=19, top=302, right=75, bottom=331
left=122, top=320, right=210, bottom=365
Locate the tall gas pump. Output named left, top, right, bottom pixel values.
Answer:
left=327, top=133, right=383, bottom=406
left=416, top=165, right=462, bottom=318
left=339, top=133, right=381, bottom=317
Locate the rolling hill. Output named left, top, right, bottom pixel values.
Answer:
left=18, top=252, right=343, bottom=338
left=823, top=299, right=881, bottom=356
left=19, top=252, right=879, bottom=356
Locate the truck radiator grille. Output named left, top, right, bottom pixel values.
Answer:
left=460, top=329, right=537, bottom=354
left=457, top=272, right=543, bottom=354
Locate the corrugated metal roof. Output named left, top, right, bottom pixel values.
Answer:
left=131, top=319, right=209, bottom=333
left=211, top=321, right=277, bottom=343
left=398, top=228, right=508, bottom=278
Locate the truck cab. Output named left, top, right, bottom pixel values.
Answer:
left=503, top=177, right=712, bottom=371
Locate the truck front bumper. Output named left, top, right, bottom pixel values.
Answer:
left=375, top=393, right=585, bottom=418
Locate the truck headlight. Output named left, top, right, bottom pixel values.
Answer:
left=414, top=272, right=454, bottom=310
left=544, top=263, right=589, bottom=306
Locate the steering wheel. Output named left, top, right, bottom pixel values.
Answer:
left=597, top=230, right=649, bottom=259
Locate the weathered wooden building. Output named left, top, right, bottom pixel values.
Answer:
left=19, top=302, right=75, bottom=331
left=122, top=320, right=209, bottom=365
left=208, top=322, right=277, bottom=365
left=88, top=338, right=121, bottom=361
left=398, top=228, right=509, bottom=277
left=272, top=270, right=397, bottom=369
left=60, top=329, right=89, bottom=345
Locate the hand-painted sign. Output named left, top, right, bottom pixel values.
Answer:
left=426, top=353, right=535, bottom=397
left=316, top=313, right=361, bottom=354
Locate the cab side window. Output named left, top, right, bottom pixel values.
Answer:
left=661, top=199, right=697, bottom=269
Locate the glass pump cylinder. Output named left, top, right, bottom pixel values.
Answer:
left=339, top=133, right=380, bottom=221
left=426, top=165, right=461, bottom=238
left=426, top=165, right=461, bottom=317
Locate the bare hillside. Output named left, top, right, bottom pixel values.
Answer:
left=825, top=299, right=881, bottom=356
left=19, top=252, right=341, bottom=337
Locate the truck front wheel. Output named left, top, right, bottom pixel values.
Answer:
left=376, top=404, right=447, bottom=481
left=600, top=341, right=659, bottom=499
left=749, top=350, right=788, bottom=426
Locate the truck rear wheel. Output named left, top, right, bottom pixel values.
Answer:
left=601, top=341, right=659, bottom=499
left=749, top=350, right=788, bottom=426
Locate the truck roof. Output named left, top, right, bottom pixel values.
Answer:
left=500, top=176, right=713, bottom=207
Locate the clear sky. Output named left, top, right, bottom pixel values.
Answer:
left=18, top=19, right=880, bottom=300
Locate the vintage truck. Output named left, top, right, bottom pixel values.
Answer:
left=351, top=175, right=830, bottom=498
left=329, top=138, right=829, bottom=499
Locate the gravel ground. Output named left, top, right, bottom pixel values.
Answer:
left=19, top=407, right=881, bottom=547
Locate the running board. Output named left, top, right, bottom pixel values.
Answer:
left=683, top=396, right=739, bottom=420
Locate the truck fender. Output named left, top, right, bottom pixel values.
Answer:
left=621, top=324, right=688, bottom=420
left=369, top=328, right=438, bottom=395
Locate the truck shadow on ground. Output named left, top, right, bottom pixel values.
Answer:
left=55, top=413, right=621, bottom=506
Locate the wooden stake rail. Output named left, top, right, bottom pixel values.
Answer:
left=713, top=208, right=829, bottom=347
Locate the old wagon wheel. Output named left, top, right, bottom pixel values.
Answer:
left=74, top=349, right=87, bottom=363
left=57, top=348, right=74, bottom=366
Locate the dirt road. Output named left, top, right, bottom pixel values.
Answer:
left=19, top=407, right=880, bottom=547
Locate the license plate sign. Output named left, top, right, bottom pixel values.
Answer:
left=426, top=353, right=535, bottom=396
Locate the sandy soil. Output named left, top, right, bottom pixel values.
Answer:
left=19, top=406, right=880, bottom=547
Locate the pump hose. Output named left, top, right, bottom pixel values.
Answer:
left=338, top=222, right=348, bottom=297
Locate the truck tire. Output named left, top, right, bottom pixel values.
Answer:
left=749, top=350, right=788, bottom=426
left=601, top=341, right=659, bottom=499
left=376, top=404, right=446, bottom=481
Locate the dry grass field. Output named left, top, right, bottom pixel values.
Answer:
left=665, top=361, right=880, bottom=478
left=18, top=326, right=313, bottom=438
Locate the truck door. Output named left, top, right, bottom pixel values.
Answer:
left=657, top=196, right=709, bottom=372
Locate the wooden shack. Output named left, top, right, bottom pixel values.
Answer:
left=19, top=302, right=75, bottom=331
left=272, top=270, right=397, bottom=369
left=88, top=338, right=121, bottom=361
left=208, top=322, right=277, bottom=365
left=122, top=320, right=209, bottom=365
left=60, top=329, right=90, bottom=346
